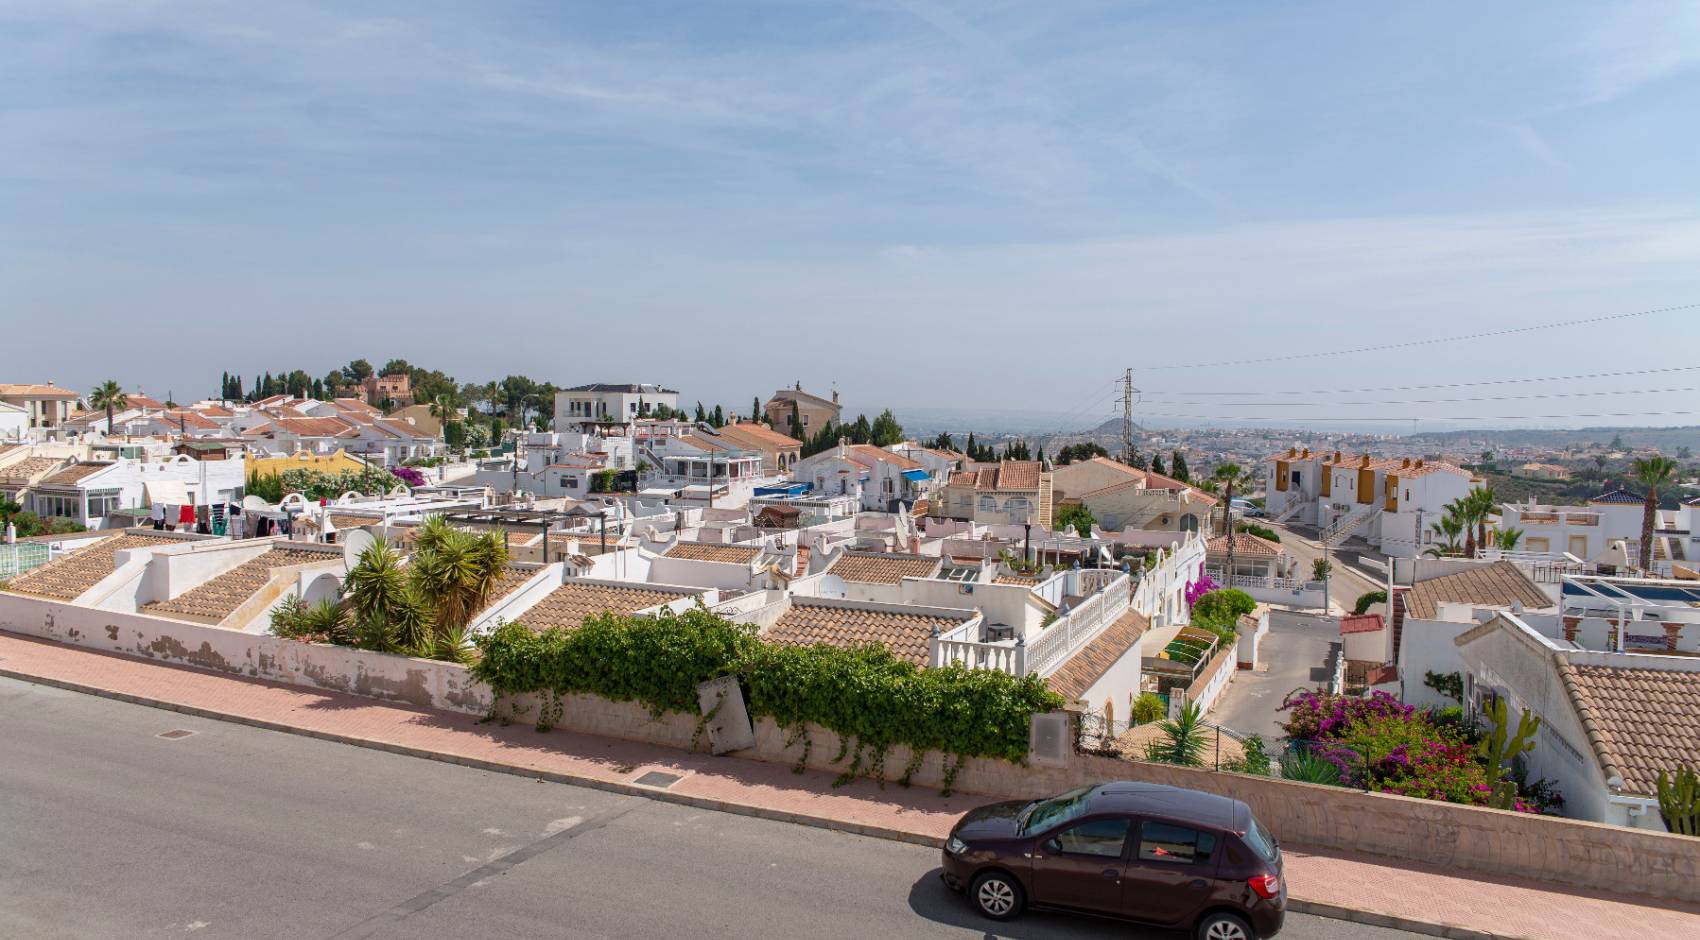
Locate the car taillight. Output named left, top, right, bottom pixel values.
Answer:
left=1247, top=874, right=1281, bottom=900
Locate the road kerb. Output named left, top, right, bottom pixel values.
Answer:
left=0, top=665, right=1540, bottom=939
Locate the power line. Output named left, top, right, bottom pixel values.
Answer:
left=1138, top=365, right=1700, bottom=397
left=1134, top=409, right=1700, bottom=424
left=1139, top=385, right=1697, bottom=408
left=1140, top=301, right=1700, bottom=371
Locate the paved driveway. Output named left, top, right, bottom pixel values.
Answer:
left=1209, top=609, right=1339, bottom=743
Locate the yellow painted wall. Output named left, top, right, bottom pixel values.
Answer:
left=247, top=448, right=369, bottom=479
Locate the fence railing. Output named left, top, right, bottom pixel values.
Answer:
left=932, top=622, right=1025, bottom=674
left=1026, top=573, right=1133, bottom=677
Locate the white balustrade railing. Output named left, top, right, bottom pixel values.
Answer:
left=1026, top=573, right=1132, bottom=677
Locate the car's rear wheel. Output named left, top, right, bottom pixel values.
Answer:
left=1196, top=911, right=1255, bottom=940
left=969, top=871, right=1024, bottom=921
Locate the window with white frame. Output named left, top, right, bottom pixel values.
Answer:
left=87, top=489, right=122, bottom=519
left=978, top=495, right=997, bottom=512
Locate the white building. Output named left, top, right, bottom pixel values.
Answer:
left=555, top=383, right=680, bottom=431
left=792, top=443, right=933, bottom=512
left=25, top=454, right=246, bottom=529
left=1500, top=490, right=1692, bottom=575
left=1453, top=581, right=1700, bottom=830
left=1264, top=448, right=1480, bottom=558
left=0, top=383, right=80, bottom=434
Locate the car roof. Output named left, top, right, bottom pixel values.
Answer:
left=1086, top=782, right=1243, bottom=831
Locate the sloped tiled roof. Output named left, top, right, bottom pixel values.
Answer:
left=663, top=542, right=760, bottom=564
left=1559, top=662, right=1700, bottom=797
left=954, top=460, right=1043, bottom=492
left=3, top=534, right=177, bottom=600
left=0, top=457, right=63, bottom=486
left=827, top=551, right=941, bottom=584
left=716, top=421, right=801, bottom=449
left=995, top=573, right=1043, bottom=586
left=1045, top=610, right=1151, bottom=700
left=1589, top=489, right=1645, bottom=505
left=845, top=444, right=923, bottom=471
left=764, top=599, right=972, bottom=666
left=38, top=461, right=115, bottom=488
left=472, top=567, right=539, bottom=618
left=143, top=548, right=334, bottom=621
left=1405, top=561, right=1553, bottom=620
left=517, top=581, right=696, bottom=632
left=1339, top=613, right=1385, bottom=635
left=1205, top=533, right=1283, bottom=557
left=0, top=383, right=79, bottom=398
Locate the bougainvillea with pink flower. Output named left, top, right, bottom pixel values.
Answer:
left=389, top=465, right=426, bottom=488
left=1278, top=690, right=1556, bottom=813
left=1183, top=574, right=1220, bottom=609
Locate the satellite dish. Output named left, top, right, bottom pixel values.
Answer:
left=342, top=528, right=376, bottom=570
left=242, top=494, right=271, bottom=513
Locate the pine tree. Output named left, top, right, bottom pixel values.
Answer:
left=1150, top=453, right=1166, bottom=476
left=711, top=404, right=724, bottom=427
left=1171, top=451, right=1190, bottom=483
left=695, top=401, right=707, bottom=423
left=751, top=397, right=762, bottom=422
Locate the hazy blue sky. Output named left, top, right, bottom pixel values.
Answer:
left=4, top=1, right=1699, bottom=430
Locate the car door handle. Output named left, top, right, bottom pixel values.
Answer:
left=1190, top=879, right=1208, bottom=889
left=1101, top=869, right=1119, bottom=881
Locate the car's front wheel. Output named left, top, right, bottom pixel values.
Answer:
left=1196, top=910, right=1256, bottom=940
left=969, top=871, right=1024, bottom=921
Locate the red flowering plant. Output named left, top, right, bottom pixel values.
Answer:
left=1183, top=574, right=1220, bottom=609
left=1278, top=690, right=1500, bottom=807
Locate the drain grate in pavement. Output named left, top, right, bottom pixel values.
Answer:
left=157, top=729, right=197, bottom=740
left=633, top=771, right=683, bottom=789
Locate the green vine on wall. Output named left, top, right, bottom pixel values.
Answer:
left=470, top=606, right=1063, bottom=795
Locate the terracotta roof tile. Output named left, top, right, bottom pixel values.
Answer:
left=473, top=566, right=540, bottom=618
left=1046, top=610, right=1151, bottom=700
left=4, top=534, right=177, bottom=600
left=1205, top=533, right=1283, bottom=557
left=995, top=573, right=1043, bottom=586
left=518, top=581, right=697, bottom=632
left=715, top=422, right=802, bottom=449
left=764, top=599, right=972, bottom=666
left=846, top=444, right=923, bottom=471
left=1589, top=489, right=1644, bottom=505
left=1559, top=662, right=1700, bottom=797
left=0, top=457, right=64, bottom=486
left=1405, top=561, right=1553, bottom=619
left=663, top=542, right=760, bottom=564
left=827, top=551, right=941, bottom=584
left=143, top=548, right=333, bottom=621
left=0, top=383, right=79, bottom=398
left=38, top=461, right=115, bottom=487
left=1340, top=613, right=1385, bottom=635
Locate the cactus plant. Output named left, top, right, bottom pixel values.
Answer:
left=1657, top=766, right=1700, bottom=836
left=1475, top=697, right=1539, bottom=809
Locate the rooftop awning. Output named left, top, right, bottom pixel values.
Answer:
left=901, top=468, right=929, bottom=482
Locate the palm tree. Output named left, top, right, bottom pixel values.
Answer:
left=1494, top=527, right=1524, bottom=551
left=407, top=516, right=509, bottom=647
left=89, top=380, right=127, bottom=435
left=1467, top=485, right=1497, bottom=555
left=343, top=538, right=432, bottom=652
left=1425, top=516, right=1465, bottom=557
left=1209, top=462, right=1253, bottom=580
left=1631, top=456, right=1678, bottom=574
left=1143, top=700, right=1206, bottom=767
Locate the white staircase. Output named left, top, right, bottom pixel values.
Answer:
left=1274, top=496, right=1314, bottom=525
left=1322, top=504, right=1378, bottom=546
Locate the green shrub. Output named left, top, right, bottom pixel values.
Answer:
left=1222, top=733, right=1273, bottom=776
left=1353, top=590, right=1387, bottom=615
left=1281, top=750, right=1346, bottom=785
left=471, top=607, right=1065, bottom=780
left=1131, top=692, right=1166, bottom=725
left=1235, top=522, right=1280, bottom=542
left=1143, top=700, right=1206, bottom=767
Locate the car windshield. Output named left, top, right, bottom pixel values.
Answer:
left=1019, top=787, right=1092, bottom=834
left=1243, top=814, right=1280, bottom=864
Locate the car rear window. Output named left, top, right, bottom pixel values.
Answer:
left=1243, top=815, right=1279, bottom=864
left=1136, top=822, right=1216, bottom=865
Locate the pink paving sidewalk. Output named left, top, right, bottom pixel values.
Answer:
left=2, top=631, right=1697, bottom=940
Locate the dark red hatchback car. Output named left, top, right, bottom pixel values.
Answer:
left=940, top=782, right=1285, bottom=940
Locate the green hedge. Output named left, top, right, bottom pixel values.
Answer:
left=471, top=606, right=1063, bottom=790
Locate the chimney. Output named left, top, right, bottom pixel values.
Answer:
left=1402, top=458, right=1411, bottom=468
left=1333, top=450, right=1342, bottom=462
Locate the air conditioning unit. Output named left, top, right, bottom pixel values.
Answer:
left=1029, top=712, right=1071, bottom=767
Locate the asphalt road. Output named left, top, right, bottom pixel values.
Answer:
left=1267, top=522, right=1385, bottom=614
left=1210, top=610, right=1340, bottom=742
left=0, top=676, right=1430, bottom=940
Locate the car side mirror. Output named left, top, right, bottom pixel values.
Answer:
left=1041, top=837, right=1061, bottom=855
